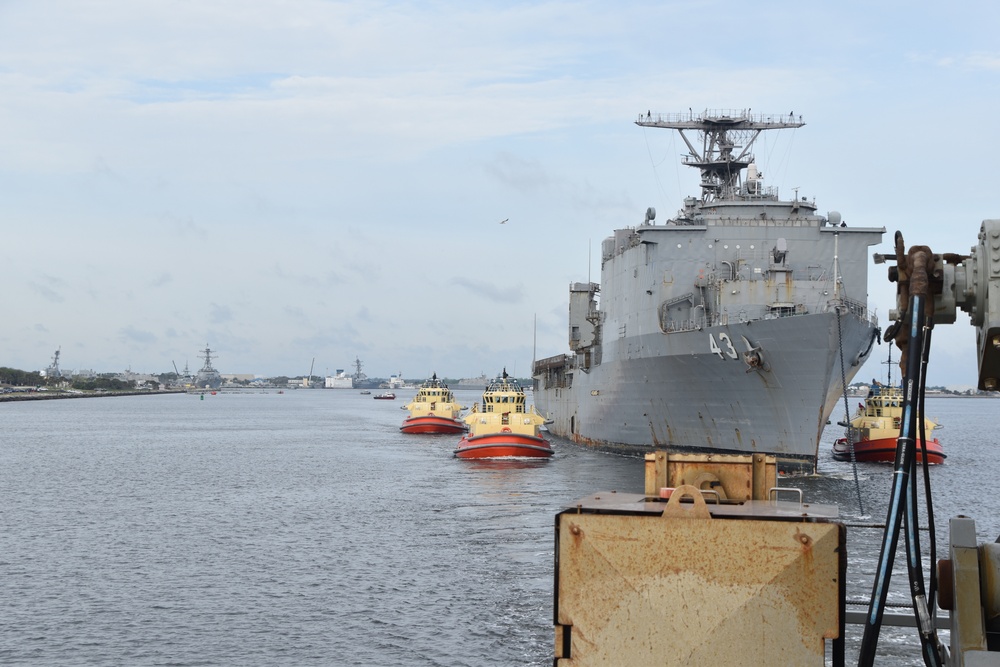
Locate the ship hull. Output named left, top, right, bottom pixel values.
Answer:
left=194, top=372, right=223, bottom=389
left=400, top=415, right=467, bottom=435
left=454, top=432, right=553, bottom=459
left=534, top=311, right=877, bottom=473
left=832, top=436, right=945, bottom=464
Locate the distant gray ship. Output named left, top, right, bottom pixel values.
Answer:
left=532, top=110, right=884, bottom=472
left=194, top=344, right=223, bottom=389
left=456, top=373, right=491, bottom=390
left=350, top=357, right=382, bottom=389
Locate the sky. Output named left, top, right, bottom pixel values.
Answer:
left=2, top=1, right=1000, bottom=386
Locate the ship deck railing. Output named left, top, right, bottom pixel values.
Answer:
left=831, top=296, right=875, bottom=325
left=533, top=354, right=571, bottom=373
left=637, top=109, right=804, bottom=125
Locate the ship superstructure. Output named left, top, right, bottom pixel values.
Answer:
left=532, top=110, right=884, bottom=472
left=350, top=357, right=381, bottom=389
left=194, top=344, right=223, bottom=389
left=325, top=370, right=354, bottom=389
left=44, top=348, right=63, bottom=379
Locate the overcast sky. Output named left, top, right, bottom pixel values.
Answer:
left=3, top=1, right=998, bottom=385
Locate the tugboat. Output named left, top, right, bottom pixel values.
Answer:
left=832, top=349, right=944, bottom=464
left=832, top=382, right=945, bottom=464
left=454, top=369, right=552, bottom=459
left=400, top=373, right=466, bottom=434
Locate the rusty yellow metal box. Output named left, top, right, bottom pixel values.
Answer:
left=555, top=486, right=846, bottom=665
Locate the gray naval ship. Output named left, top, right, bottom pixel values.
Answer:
left=532, top=109, right=884, bottom=472
left=194, top=344, right=223, bottom=389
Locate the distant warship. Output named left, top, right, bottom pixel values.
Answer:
left=532, top=109, right=884, bottom=472
left=350, top=357, right=381, bottom=389
left=194, top=345, right=223, bottom=389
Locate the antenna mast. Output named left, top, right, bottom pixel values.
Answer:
left=635, top=109, right=805, bottom=203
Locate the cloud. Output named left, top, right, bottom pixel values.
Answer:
left=283, top=305, right=309, bottom=323
left=0, top=0, right=992, bottom=384
left=946, top=52, right=1000, bottom=71
left=453, top=277, right=524, bottom=304
left=119, top=325, right=157, bottom=344
left=209, top=303, right=233, bottom=324
left=485, top=152, right=551, bottom=194
left=28, top=278, right=66, bottom=303
left=148, top=272, right=172, bottom=288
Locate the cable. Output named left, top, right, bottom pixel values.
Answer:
left=835, top=308, right=865, bottom=514
left=918, top=326, right=939, bottom=611
left=858, top=259, right=945, bottom=665
left=858, top=294, right=928, bottom=665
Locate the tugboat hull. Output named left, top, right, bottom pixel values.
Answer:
left=832, top=436, right=946, bottom=464
left=400, top=415, right=467, bottom=435
left=454, top=432, right=553, bottom=459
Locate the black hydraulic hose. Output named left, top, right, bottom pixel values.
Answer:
left=918, top=327, right=938, bottom=613
left=902, top=402, right=939, bottom=667
left=857, top=294, right=926, bottom=666
left=912, top=326, right=944, bottom=665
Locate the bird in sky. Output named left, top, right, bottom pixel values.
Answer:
left=500, top=218, right=508, bottom=224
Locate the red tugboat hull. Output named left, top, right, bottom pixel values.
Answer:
left=832, top=436, right=946, bottom=464
left=454, top=432, right=553, bottom=459
left=400, top=415, right=467, bottom=435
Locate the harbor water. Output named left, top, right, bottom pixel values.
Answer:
left=2, top=389, right=998, bottom=665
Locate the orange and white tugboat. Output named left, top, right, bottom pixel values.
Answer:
left=454, top=369, right=552, bottom=459
left=832, top=374, right=944, bottom=464
left=399, top=373, right=466, bottom=435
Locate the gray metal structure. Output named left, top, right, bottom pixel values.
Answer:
left=532, top=110, right=884, bottom=472
left=194, top=344, right=223, bottom=389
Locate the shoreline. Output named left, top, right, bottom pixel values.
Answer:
left=0, top=389, right=186, bottom=403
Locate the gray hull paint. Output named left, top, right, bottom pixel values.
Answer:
left=532, top=110, right=885, bottom=473
left=535, top=311, right=877, bottom=468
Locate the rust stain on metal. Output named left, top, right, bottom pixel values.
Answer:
left=555, top=509, right=842, bottom=663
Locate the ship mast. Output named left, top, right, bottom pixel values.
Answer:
left=635, top=109, right=804, bottom=203
left=46, top=348, right=61, bottom=377
left=199, top=344, right=218, bottom=372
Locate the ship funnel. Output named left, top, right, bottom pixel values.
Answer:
left=644, top=207, right=656, bottom=225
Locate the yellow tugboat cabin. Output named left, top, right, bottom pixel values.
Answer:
left=464, top=370, right=546, bottom=438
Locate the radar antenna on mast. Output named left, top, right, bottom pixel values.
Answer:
left=635, top=109, right=804, bottom=203
left=46, top=348, right=62, bottom=378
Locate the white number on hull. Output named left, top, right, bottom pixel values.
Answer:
left=709, top=333, right=739, bottom=359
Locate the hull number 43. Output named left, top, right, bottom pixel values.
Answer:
left=709, top=332, right=759, bottom=360
left=709, top=332, right=770, bottom=372
left=709, top=332, right=738, bottom=359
